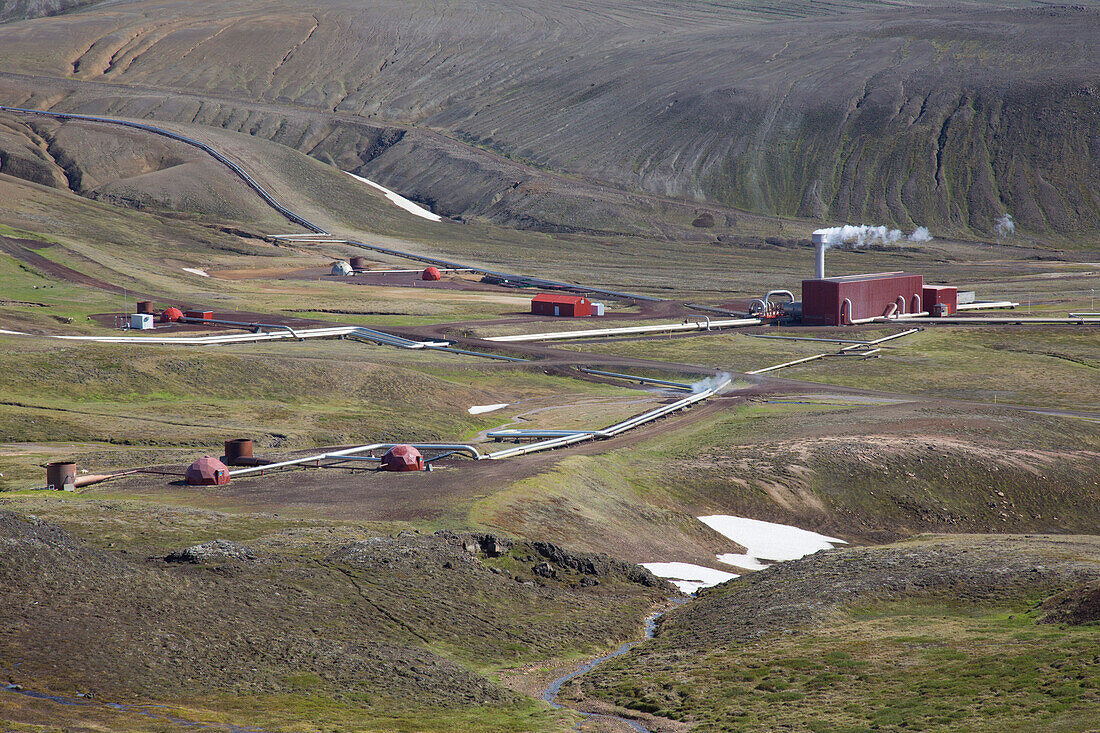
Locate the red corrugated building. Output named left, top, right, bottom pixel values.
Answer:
left=923, top=285, right=958, bottom=317
left=802, top=272, right=925, bottom=325
left=531, top=293, right=592, bottom=317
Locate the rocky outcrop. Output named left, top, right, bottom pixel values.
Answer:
left=164, top=539, right=256, bottom=564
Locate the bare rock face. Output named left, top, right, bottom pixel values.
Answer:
left=532, top=561, right=557, bottom=579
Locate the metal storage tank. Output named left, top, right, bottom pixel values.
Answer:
left=185, top=457, right=230, bottom=486
left=46, top=462, right=77, bottom=490
left=130, top=313, right=154, bottom=330
left=161, top=306, right=184, bottom=323
left=136, top=301, right=154, bottom=314
left=802, top=272, right=924, bottom=325
left=923, top=285, right=958, bottom=316
left=349, top=256, right=369, bottom=270
left=221, top=438, right=270, bottom=467
left=331, top=261, right=353, bottom=276
left=381, top=445, right=424, bottom=472
left=422, top=266, right=442, bottom=281
left=223, top=439, right=254, bottom=465
left=531, top=294, right=592, bottom=317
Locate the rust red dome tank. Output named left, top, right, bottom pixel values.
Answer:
left=161, top=306, right=184, bottom=323
left=380, top=445, right=424, bottom=472
left=185, top=456, right=230, bottom=485
left=421, top=267, right=442, bottom=281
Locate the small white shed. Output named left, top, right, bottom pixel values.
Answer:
left=130, top=313, right=154, bottom=330
left=331, top=261, right=353, bottom=276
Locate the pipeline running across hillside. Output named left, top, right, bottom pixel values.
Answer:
left=228, top=376, right=732, bottom=478
left=746, top=328, right=920, bottom=375
left=0, top=105, right=662, bottom=304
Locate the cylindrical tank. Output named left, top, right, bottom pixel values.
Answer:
left=162, top=306, right=183, bottom=322
left=349, top=256, right=368, bottom=270
left=136, top=301, right=154, bottom=314
left=422, top=266, right=442, bottom=281
left=223, top=439, right=254, bottom=463
left=220, top=438, right=270, bottom=467
left=46, top=462, right=78, bottom=489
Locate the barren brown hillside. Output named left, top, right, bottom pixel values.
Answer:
left=0, top=0, right=1096, bottom=239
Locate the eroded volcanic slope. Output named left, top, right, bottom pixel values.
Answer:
left=0, top=0, right=1096, bottom=239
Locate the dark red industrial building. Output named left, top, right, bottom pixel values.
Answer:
left=381, top=445, right=424, bottom=472
left=531, top=293, right=592, bottom=317
left=184, top=310, right=213, bottom=320
left=802, top=272, right=925, bottom=325
left=923, top=285, right=958, bottom=317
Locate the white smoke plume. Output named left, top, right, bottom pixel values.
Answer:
left=691, top=372, right=732, bottom=394
left=813, top=224, right=933, bottom=248
left=994, top=213, right=1015, bottom=239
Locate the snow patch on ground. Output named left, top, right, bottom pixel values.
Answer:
left=641, top=562, right=739, bottom=595
left=468, top=403, right=510, bottom=414
left=643, top=517, right=847, bottom=595
left=181, top=267, right=209, bottom=277
left=700, top=515, right=846, bottom=567
left=346, top=171, right=443, bottom=222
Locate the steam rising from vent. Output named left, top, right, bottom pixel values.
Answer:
left=811, top=223, right=933, bottom=279
left=994, top=213, right=1015, bottom=239
left=692, top=372, right=732, bottom=394
left=812, top=224, right=934, bottom=248
left=909, top=226, right=932, bottom=243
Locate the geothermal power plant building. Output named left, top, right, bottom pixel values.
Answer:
left=800, top=229, right=960, bottom=325
left=802, top=272, right=925, bottom=326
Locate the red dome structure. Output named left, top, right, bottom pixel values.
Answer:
left=421, top=267, right=442, bottom=281
left=185, top=456, right=230, bottom=485
left=380, top=445, right=424, bottom=472
left=162, top=306, right=184, bottom=323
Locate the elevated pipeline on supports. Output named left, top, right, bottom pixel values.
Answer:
left=485, top=318, right=762, bottom=343
left=230, top=378, right=733, bottom=477
left=746, top=329, right=919, bottom=375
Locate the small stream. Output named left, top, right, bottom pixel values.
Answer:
left=542, top=599, right=685, bottom=732
left=5, top=599, right=681, bottom=733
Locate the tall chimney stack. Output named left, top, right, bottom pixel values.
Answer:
left=812, top=232, right=827, bottom=279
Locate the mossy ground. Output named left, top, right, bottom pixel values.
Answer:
left=576, top=596, right=1100, bottom=732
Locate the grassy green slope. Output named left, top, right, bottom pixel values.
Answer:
left=570, top=535, right=1100, bottom=732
